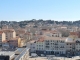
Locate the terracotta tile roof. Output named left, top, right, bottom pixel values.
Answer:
left=50, top=30, right=60, bottom=34
left=44, top=36, right=67, bottom=41
left=10, top=37, right=20, bottom=40
left=24, top=32, right=30, bottom=35
left=70, top=32, right=78, bottom=35
left=0, top=31, right=3, bottom=34
left=2, top=29, right=14, bottom=32
left=16, top=29, right=26, bottom=34
left=2, top=40, right=7, bottom=43
left=37, top=37, right=45, bottom=42
left=42, top=30, right=60, bottom=34
left=28, top=40, right=36, bottom=43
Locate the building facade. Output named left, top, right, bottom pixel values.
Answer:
left=28, top=31, right=80, bottom=56
left=0, top=31, right=6, bottom=45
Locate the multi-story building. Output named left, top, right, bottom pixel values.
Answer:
left=28, top=31, right=80, bottom=56
left=2, top=29, right=16, bottom=40
left=27, top=40, right=36, bottom=53
left=0, top=31, right=6, bottom=45
left=15, top=29, right=33, bottom=43
left=9, top=37, right=25, bottom=47
left=35, top=36, right=66, bottom=55
left=24, top=32, right=33, bottom=42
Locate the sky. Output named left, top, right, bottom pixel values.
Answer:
left=0, top=0, right=80, bottom=21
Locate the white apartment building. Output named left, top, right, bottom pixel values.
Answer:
left=28, top=31, right=80, bottom=56
left=27, top=40, right=36, bottom=53
left=35, top=36, right=66, bottom=55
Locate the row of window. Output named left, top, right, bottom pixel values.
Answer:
left=45, top=40, right=64, bottom=43
left=67, top=43, right=80, bottom=45
left=37, top=45, right=43, bottom=47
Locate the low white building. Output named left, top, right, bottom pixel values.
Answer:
left=0, top=51, right=15, bottom=60
left=0, top=47, right=30, bottom=60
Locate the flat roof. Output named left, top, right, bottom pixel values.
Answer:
left=0, top=51, right=14, bottom=56
left=0, top=51, right=15, bottom=59
left=15, top=47, right=29, bottom=60
left=44, top=37, right=67, bottom=41
left=15, top=48, right=25, bottom=54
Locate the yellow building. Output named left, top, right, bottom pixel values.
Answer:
left=9, top=37, right=25, bottom=47
left=0, top=31, right=6, bottom=45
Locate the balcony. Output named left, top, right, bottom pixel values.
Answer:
left=76, top=40, right=80, bottom=43
left=46, top=43, right=49, bottom=45
left=55, top=43, right=58, bottom=45
left=45, top=46, right=49, bottom=48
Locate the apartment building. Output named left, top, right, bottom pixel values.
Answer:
left=9, top=37, right=25, bottom=47
left=0, top=31, right=6, bottom=45
left=28, top=31, right=80, bottom=56
left=35, top=36, right=66, bottom=55
left=15, top=29, right=33, bottom=43
left=42, top=30, right=62, bottom=37
left=24, top=32, right=33, bottom=42
left=15, top=29, right=26, bottom=37
left=1, top=29, right=16, bottom=41
left=27, top=40, right=36, bottom=53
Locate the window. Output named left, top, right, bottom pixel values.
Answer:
left=31, top=44, right=32, bottom=45
left=39, top=45, right=41, bottom=47
left=67, top=43, right=68, bottom=45
left=33, top=47, right=35, bottom=48
left=39, top=48, right=40, bottom=50
left=70, top=46, right=71, bottom=48
left=62, top=41, right=64, bottom=43
left=52, top=35, right=54, bottom=37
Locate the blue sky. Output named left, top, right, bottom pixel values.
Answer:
left=0, top=0, right=80, bottom=21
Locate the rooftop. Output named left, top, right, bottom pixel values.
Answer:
left=44, top=37, right=67, bottom=41
left=15, top=48, right=25, bottom=55
left=0, top=51, right=14, bottom=56
left=28, top=40, right=36, bottom=43
left=0, top=51, right=15, bottom=59
left=2, top=29, right=14, bottom=32
left=15, top=47, right=29, bottom=60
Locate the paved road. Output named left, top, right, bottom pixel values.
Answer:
left=29, top=57, right=47, bottom=60
left=48, top=56, right=80, bottom=60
